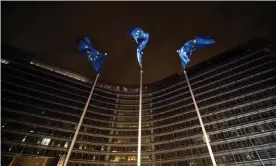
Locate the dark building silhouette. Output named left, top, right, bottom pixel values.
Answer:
left=1, top=38, right=276, bottom=166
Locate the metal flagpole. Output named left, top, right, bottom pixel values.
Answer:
left=63, top=73, right=100, bottom=166
left=183, top=70, right=217, bottom=166
left=127, top=27, right=148, bottom=166
left=137, top=69, right=143, bottom=166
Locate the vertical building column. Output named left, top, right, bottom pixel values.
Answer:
left=105, top=96, right=119, bottom=165
left=150, top=96, right=156, bottom=166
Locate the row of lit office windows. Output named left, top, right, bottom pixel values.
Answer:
left=2, top=132, right=153, bottom=153
left=2, top=119, right=152, bottom=144
left=68, top=164, right=153, bottom=166
left=1, top=143, right=152, bottom=162
left=2, top=145, right=275, bottom=166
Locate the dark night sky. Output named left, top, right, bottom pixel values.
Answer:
left=2, top=2, right=276, bottom=85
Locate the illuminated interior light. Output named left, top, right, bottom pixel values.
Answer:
left=22, top=136, right=27, bottom=142
left=64, top=142, right=69, bottom=148
left=41, top=138, right=51, bottom=145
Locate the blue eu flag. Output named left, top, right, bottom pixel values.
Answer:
left=177, top=36, right=215, bottom=69
left=127, top=27, right=149, bottom=68
left=77, top=37, right=105, bottom=73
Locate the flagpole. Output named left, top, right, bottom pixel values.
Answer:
left=137, top=69, right=143, bottom=166
left=63, top=73, right=100, bottom=166
left=183, top=70, right=217, bottom=166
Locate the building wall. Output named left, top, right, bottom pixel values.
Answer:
left=1, top=39, right=276, bottom=166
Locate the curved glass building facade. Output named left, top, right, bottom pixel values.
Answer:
left=1, top=38, right=276, bottom=166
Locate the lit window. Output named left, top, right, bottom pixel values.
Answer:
left=22, top=136, right=27, bottom=142
left=41, top=138, right=51, bottom=146
left=1, top=59, right=9, bottom=64
left=115, top=156, right=126, bottom=161
left=2, top=122, right=7, bottom=128
left=127, top=156, right=136, bottom=161
left=64, top=142, right=69, bottom=148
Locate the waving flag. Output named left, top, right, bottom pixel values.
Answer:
left=77, top=37, right=105, bottom=73
left=177, top=36, right=215, bottom=69
left=127, top=27, right=149, bottom=68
